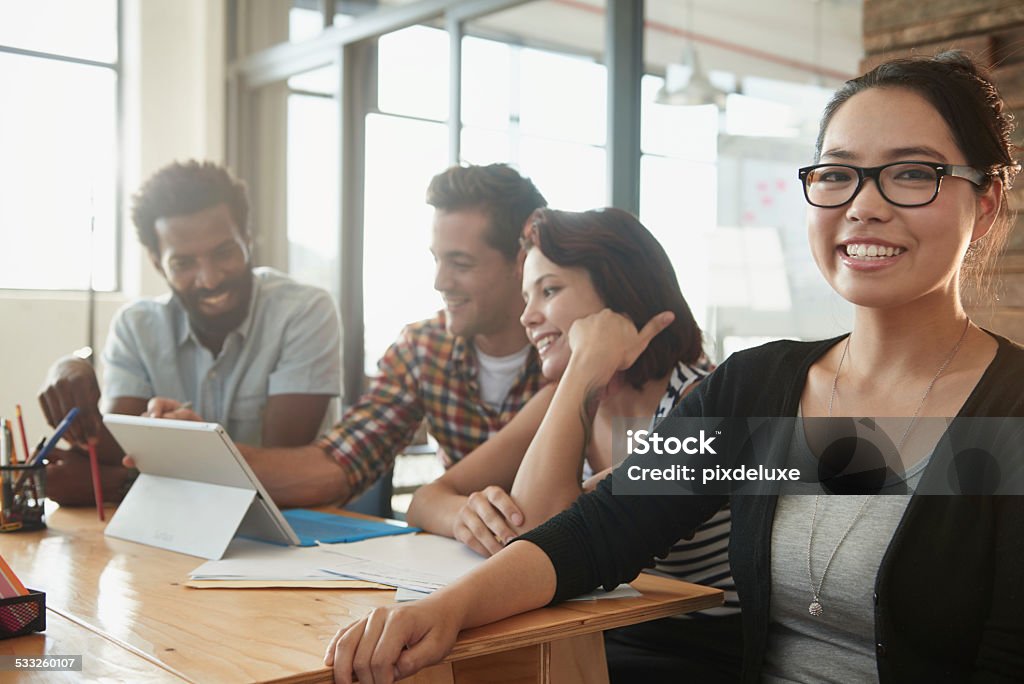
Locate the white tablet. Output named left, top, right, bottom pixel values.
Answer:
left=103, top=415, right=300, bottom=559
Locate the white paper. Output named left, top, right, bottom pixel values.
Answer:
left=190, top=538, right=345, bottom=580
left=317, top=533, right=484, bottom=592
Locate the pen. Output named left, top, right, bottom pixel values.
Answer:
left=1, top=420, right=10, bottom=467
left=28, top=407, right=80, bottom=466
left=3, top=420, right=14, bottom=463
left=1, top=421, right=13, bottom=519
left=12, top=438, right=44, bottom=500
left=87, top=442, right=105, bottom=522
left=15, top=405, right=29, bottom=465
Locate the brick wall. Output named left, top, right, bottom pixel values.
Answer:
left=863, top=0, right=1024, bottom=341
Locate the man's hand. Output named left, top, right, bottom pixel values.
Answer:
left=38, top=357, right=102, bottom=446
left=46, top=447, right=130, bottom=505
left=451, top=486, right=524, bottom=557
left=144, top=397, right=203, bottom=422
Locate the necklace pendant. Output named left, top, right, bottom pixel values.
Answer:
left=809, top=599, right=824, bottom=617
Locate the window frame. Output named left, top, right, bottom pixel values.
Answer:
left=0, top=0, right=124, bottom=295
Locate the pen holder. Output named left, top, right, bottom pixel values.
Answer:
left=0, top=590, right=46, bottom=638
left=0, top=463, right=46, bottom=532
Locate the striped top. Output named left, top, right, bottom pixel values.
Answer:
left=651, top=362, right=740, bottom=618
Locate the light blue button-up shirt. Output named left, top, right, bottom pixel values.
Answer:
left=101, top=268, right=341, bottom=445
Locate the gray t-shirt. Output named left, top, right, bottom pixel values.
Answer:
left=762, top=417, right=930, bottom=683
left=102, top=267, right=341, bottom=445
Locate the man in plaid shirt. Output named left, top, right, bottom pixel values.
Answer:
left=241, top=164, right=548, bottom=506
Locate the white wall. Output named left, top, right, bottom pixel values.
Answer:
left=0, top=0, right=225, bottom=443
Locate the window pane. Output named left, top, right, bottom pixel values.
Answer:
left=519, top=138, right=606, bottom=211
left=641, top=75, right=718, bottom=161
left=289, top=6, right=324, bottom=43
left=519, top=48, right=606, bottom=146
left=0, top=53, right=117, bottom=290
left=378, top=26, right=448, bottom=122
left=639, top=155, right=717, bottom=331
left=288, top=62, right=338, bottom=96
left=461, top=36, right=511, bottom=130
left=460, top=126, right=511, bottom=167
left=0, top=0, right=117, bottom=62
left=287, top=94, right=339, bottom=296
left=362, top=114, right=447, bottom=372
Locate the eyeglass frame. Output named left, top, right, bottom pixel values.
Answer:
left=797, top=160, right=987, bottom=208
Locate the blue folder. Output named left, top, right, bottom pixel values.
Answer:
left=283, top=509, right=420, bottom=547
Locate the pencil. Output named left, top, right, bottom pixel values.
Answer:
left=15, top=405, right=29, bottom=465
left=87, top=442, right=105, bottom=522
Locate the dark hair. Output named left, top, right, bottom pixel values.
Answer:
left=131, top=160, right=250, bottom=258
left=816, top=51, right=1019, bottom=300
left=426, top=163, right=547, bottom=261
left=523, top=208, right=704, bottom=390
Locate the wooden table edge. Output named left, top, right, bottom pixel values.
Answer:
left=46, top=606, right=195, bottom=683
left=259, top=577, right=723, bottom=684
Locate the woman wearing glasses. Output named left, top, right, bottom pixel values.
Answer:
left=326, top=52, right=1023, bottom=684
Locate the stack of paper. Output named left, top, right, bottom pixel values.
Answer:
left=189, top=533, right=642, bottom=600
left=190, top=538, right=367, bottom=582
left=317, top=533, right=483, bottom=593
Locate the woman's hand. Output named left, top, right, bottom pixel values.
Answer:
left=452, top=486, right=525, bottom=556
left=324, top=600, right=462, bottom=684
left=566, top=309, right=675, bottom=389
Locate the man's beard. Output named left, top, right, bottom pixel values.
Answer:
left=175, top=270, right=255, bottom=342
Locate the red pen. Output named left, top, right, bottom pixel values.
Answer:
left=87, top=442, right=105, bottom=521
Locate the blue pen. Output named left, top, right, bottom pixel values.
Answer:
left=29, top=407, right=80, bottom=466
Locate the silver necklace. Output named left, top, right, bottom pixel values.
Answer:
left=807, top=318, right=971, bottom=617
left=827, top=318, right=971, bottom=448
left=806, top=495, right=870, bottom=617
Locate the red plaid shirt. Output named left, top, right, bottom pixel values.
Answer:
left=318, top=312, right=545, bottom=498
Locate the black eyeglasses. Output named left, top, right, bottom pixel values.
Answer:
left=797, top=161, right=986, bottom=208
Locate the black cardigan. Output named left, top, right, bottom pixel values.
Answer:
left=522, top=333, right=1024, bottom=682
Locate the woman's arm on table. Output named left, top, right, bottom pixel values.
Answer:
left=326, top=452, right=725, bottom=684
left=405, top=384, right=556, bottom=555
left=325, top=538, right=556, bottom=684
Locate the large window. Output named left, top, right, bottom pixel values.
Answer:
left=361, top=22, right=612, bottom=372
left=243, top=0, right=864, bottom=373
left=641, top=0, right=861, bottom=358
left=0, top=0, right=119, bottom=291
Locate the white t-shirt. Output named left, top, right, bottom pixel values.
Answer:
left=474, top=343, right=532, bottom=409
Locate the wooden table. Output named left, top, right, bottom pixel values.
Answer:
left=0, top=505, right=722, bottom=683
left=0, top=609, right=186, bottom=682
